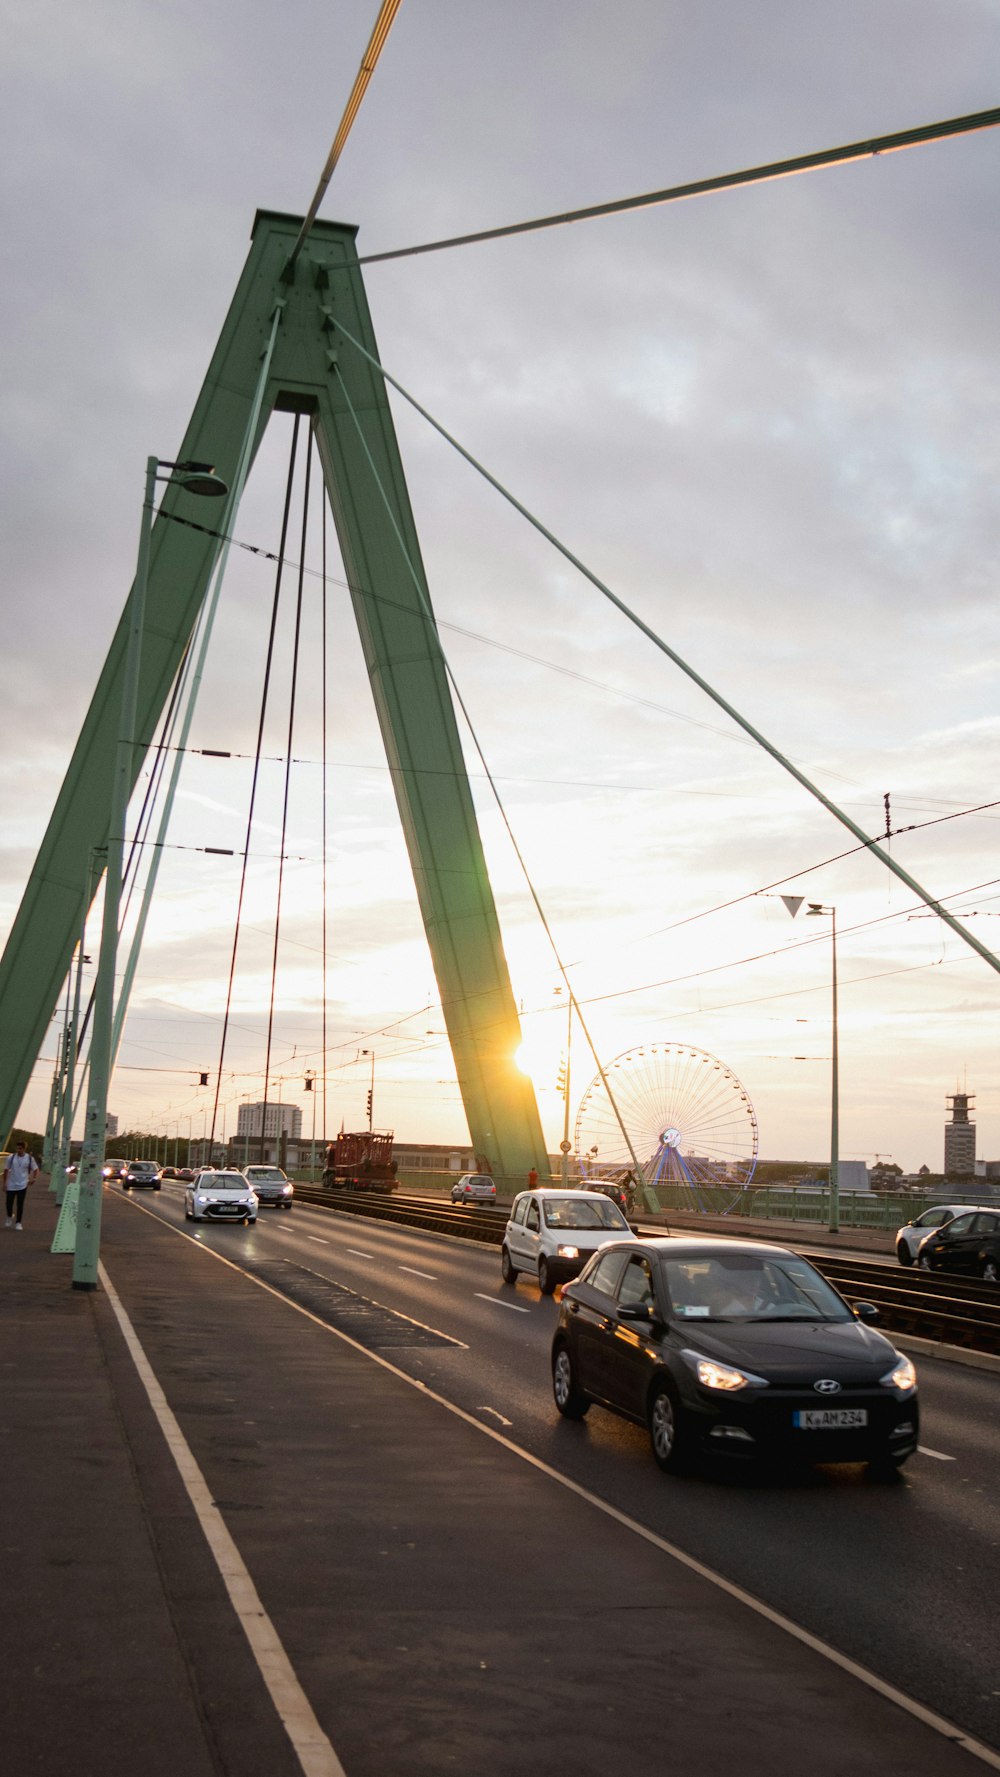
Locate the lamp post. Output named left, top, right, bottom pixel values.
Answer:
left=72, top=456, right=228, bottom=1289
left=362, top=1049, right=375, bottom=1131
left=806, top=902, right=839, bottom=1233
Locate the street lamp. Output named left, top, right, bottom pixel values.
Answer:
left=805, top=902, right=839, bottom=1233
left=362, top=1049, right=375, bottom=1131
left=72, top=456, right=228, bottom=1289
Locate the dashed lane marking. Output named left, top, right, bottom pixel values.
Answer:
left=918, top=1446, right=956, bottom=1461
left=399, top=1265, right=437, bottom=1280
left=346, top=1248, right=374, bottom=1260
left=474, top=1292, right=530, bottom=1313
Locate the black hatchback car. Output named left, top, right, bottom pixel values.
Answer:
left=551, top=1237, right=918, bottom=1474
left=917, top=1209, right=1000, bottom=1283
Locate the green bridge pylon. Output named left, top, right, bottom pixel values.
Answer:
left=0, top=210, right=548, bottom=1184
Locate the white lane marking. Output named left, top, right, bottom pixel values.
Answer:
left=918, top=1445, right=956, bottom=1461
left=97, top=1260, right=347, bottom=1777
left=474, top=1292, right=529, bottom=1314
left=122, top=1200, right=1000, bottom=1774
left=346, top=1248, right=374, bottom=1260
left=307, top=1237, right=330, bottom=1246
left=477, top=1405, right=513, bottom=1427
left=399, top=1265, right=437, bottom=1280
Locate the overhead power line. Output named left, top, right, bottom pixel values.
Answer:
left=358, top=104, right=1000, bottom=265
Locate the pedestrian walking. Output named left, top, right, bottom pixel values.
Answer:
left=527, top=1167, right=539, bottom=1189
left=4, top=1140, right=39, bottom=1230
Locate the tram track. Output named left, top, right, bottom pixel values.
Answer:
left=291, top=1184, right=1000, bottom=1356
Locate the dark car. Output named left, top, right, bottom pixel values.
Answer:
left=122, top=1160, right=161, bottom=1191
left=551, top=1236, right=918, bottom=1475
left=917, top=1208, right=1000, bottom=1282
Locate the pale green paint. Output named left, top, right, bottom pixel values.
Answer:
left=0, top=212, right=546, bottom=1186
left=50, top=1178, right=79, bottom=1254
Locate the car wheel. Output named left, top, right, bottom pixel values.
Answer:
left=501, top=1246, right=518, bottom=1285
left=552, top=1341, right=590, bottom=1419
left=123, top=1183, right=131, bottom=1191
left=538, top=1256, right=556, bottom=1296
left=982, top=1258, right=1000, bottom=1284
left=896, top=1243, right=914, bottom=1267
left=246, top=1217, right=256, bottom=1226
left=647, top=1380, right=688, bottom=1473
left=153, top=1184, right=161, bottom=1191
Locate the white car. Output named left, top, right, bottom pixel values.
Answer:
left=501, top=1187, right=633, bottom=1295
left=895, top=1203, right=982, bottom=1265
left=185, top=1169, right=258, bottom=1225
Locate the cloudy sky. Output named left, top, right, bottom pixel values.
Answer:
left=3, top=0, right=999, bottom=1173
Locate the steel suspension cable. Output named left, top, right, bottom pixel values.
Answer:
left=330, top=314, right=1000, bottom=983
left=115, top=304, right=285, bottom=1102
left=285, top=0, right=405, bottom=274
left=359, top=104, right=1000, bottom=265
left=259, top=434, right=312, bottom=1163
left=209, top=414, right=302, bottom=1149
left=332, top=367, right=654, bottom=1200
left=69, top=645, right=192, bottom=1114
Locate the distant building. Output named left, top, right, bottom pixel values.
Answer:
left=105, top=1113, right=118, bottom=1138
left=945, top=1091, right=976, bottom=1177
left=236, top=1101, right=302, bottom=1141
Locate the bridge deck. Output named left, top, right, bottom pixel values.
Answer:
left=3, top=1188, right=988, bottom=1776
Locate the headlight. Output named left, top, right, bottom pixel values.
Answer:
left=881, top=1354, right=917, bottom=1392
left=556, top=1245, right=580, bottom=1259
left=681, top=1349, right=766, bottom=1392
left=282, top=1184, right=292, bottom=1194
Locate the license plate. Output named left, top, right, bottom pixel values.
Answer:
left=793, top=1408, right=868, bottom=1430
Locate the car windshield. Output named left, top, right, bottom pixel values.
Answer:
left=542, top=1197, right=629, bottom=1231
left=661, top=1253, right=852, bottom=1323
left=248, top=1169, right=286, bottom=1182
left=200, top=1174, right=246, bottom=1190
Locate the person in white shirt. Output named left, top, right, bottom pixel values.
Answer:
left=4, top=1141, right=39, bottom=1230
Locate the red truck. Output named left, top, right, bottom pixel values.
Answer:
left=322, top=1130, right=398, bottom=1192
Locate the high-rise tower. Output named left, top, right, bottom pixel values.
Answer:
left=944, top=1090, right=976, bottom=1177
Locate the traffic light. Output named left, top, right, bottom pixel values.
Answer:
left=199, top=1072, right=209, bottom=1086
left=556, top=1059, right=567, bottom=1096
left=304, top=1075, right=313, bottom=1092
left=366, top=1090, right=373, bottom=1118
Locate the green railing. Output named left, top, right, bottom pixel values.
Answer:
left=653, top=1184, right=1000, bottom=1228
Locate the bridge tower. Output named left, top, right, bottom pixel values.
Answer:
left=0, top=211, right=548, bottom=1184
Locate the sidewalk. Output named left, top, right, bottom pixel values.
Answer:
left=3, top=1184, right=994, bottom=1776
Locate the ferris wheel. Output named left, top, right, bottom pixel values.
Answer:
left=574, top=1042, right=758, bottom=1209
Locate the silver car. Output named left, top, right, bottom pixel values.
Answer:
left=451, top=1173, right=497, bottom=1205
left=242, top=1164, right=294, bottom=1209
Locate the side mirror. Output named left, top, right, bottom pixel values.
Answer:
left=618, top=1302, right=652, bottom=1323
left=629, top=1223, right=641, bottom=1236
left=852, top=1300, right=879, bottom=1322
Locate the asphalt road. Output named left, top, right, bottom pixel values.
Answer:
left=143, top=1183, right=1000, bottom=1754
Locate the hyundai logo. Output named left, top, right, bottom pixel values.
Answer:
left=814, top=1378, right=841, bottom=1395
